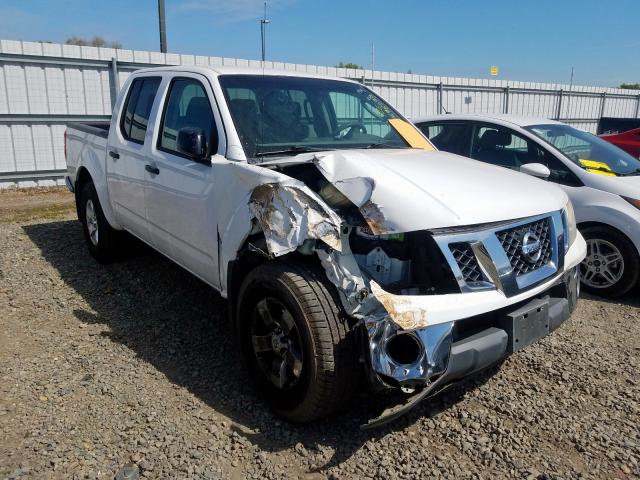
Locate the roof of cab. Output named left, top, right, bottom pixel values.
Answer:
left=132, top=64, right=360, bottom=83
left=412, top=113, right=564, bottom=128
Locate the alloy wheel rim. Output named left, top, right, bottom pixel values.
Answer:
left=580, top=238, right=624, bottom=289
left=250, top=297, right=304, bottom=390
left=85, top=199, right=99, bottom=247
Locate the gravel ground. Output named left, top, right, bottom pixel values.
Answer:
left=1, top=190, right=639, bottom=479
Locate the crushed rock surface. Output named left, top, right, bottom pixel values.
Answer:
left=1, top=213, right=639, bottom=479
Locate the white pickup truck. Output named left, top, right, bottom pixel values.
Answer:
left=65, top=66, right=586, bottom=427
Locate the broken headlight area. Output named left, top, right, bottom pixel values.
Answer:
left=349, top=229, right=459, bottom=295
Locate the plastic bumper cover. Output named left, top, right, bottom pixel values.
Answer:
left=361, top=265, right=579, bottom=429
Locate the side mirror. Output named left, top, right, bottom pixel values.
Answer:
left=177, top=127, right=208, bottom=160
left=520, top=163, right=551, bottom=179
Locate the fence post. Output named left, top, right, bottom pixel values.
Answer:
left=504, top=86, right=510, bottom=114
left=437, top=82, right=443, bottom=114
left=555, top=89, right=563, bottom=120
left=635, top=94, right=640, bottom=118
left=109, top=57, right=120, bottom=110
left=599, top=92, right=607, bottom=120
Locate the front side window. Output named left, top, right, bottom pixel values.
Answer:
left=120, top=77, right=161, bottom=144
left=471, top=124, right=581, bottom=186
left=159, top=78, right=216, bottom=155
left=526, top=124, right=640, bottom=176
left=417, top=122, right=471, bottom=156
left=219, top=75, right=430, bottom=160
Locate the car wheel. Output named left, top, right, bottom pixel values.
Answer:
left=79, top=180, right=122, bottom=263
left=579, top=226, right=639, bottom=298
left=236, top=260, right=361, bottom=423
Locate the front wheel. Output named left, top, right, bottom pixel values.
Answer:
left=579, top=226, right=639, bottom=297
left=236, top=261, right=361, bottom=423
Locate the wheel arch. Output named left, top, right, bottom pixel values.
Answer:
left=578, top=220, right=640, bottom=295
left=74, top=160, right=121, bottom=230
left=577, top=221, right=640, bottom=256
left=226, top=231, right=326, bottom=336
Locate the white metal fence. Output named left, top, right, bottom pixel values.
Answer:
left=1, top=39, right=639, bottom=187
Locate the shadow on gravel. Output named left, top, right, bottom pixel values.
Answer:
left=24, top=219, right=500, bottom=471
left=581, top=291, right=640, bottom=308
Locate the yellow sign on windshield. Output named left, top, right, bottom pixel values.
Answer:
left=389, top=119, right=434, bottom=150
left=579, top=159, right=616, bottom=176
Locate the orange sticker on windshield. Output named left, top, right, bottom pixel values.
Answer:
left=389, top=119, right=434, bottom=150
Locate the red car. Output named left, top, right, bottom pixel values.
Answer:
left=600, top=128, right=640, bottom=159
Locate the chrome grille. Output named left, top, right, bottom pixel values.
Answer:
left=496, top=218, right=552, bottom=276
left=450, top=243, right=484, bottom=283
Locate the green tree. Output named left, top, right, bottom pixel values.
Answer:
left=620, top=83, right=640, bottom=90
left=65, top=36, right=123, bottom=49
left=336, top=62, right=363, bottom=69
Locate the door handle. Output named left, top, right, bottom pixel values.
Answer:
left=108, top=151, right=119, bottom=160
left=145, top=164, right=160, bottom=175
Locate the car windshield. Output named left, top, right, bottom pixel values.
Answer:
left=219, top=74, right=421, bottom=161
left=526, top=123, right=640, bottom=176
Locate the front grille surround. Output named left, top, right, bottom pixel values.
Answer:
left=435, top=211, right=563, bottom=297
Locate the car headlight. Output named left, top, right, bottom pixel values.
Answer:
left=622, top=196, right=640, bottom=210
left=562, top=200, right=577, bottom=252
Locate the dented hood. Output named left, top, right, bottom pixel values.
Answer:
left=265, top=148, right=568, bottom=232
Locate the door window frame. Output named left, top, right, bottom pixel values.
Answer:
left=155, top=76, right=219, bottom=162
left=150, top=72, right=227, bottom=163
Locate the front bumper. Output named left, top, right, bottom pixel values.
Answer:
left=361, top=265, right=579, bottom=428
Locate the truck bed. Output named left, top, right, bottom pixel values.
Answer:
left=67, top=122, right=110, bottom=139
left=65, top=122, right=111, bottom=186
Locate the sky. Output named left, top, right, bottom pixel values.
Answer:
left=1, top=0, right=638, bottom=88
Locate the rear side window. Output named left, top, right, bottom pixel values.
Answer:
left=120, top=77, right=161, bottom=144
left=158, top=78, right=216, bottom=155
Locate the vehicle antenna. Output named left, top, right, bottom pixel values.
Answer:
left=260, top=1, right=270, bottom=63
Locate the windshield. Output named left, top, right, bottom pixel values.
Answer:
left=526, top=123, right=640, bottom=176
left=219, top=74, right=423, bottom=160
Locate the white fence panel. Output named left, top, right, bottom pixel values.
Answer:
left=0, top=39, right=639, bottom=187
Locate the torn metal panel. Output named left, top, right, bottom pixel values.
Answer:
left=213, top=160, right=343, bottom=296
left=249, top=183, right=342, bottom=257
left=315, top=229, right=369, bottom=313
left=359, top=201, right=386, bottom=236
left=330, top=177, right=375, bottom=208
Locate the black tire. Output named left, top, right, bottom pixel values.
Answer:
left=78, top=180, right=122, bottom=263
left=579, top=226, right=639, bottom=298
left=236, top=260, right=361, bottom=423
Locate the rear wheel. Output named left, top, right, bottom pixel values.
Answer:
left=580, top=226, right=639, bottom=297
left=236, top=260, right=360, bottom=423
left=79, top=180, right=122, bottom=263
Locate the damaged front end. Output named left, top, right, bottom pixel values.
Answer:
left=245, top=155, right=468, bottom=405
left=244, top=152, right=579, bottom=428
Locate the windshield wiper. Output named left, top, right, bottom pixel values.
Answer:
left=619, top=169, right=640, bottom=177
left=363, top=142, right=403, bottom=149
left=255, top=146, right=330, bottom=158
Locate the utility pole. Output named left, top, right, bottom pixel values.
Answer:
left=569, top=67, right=574, bottom=91
left=158, top=0, right=167, bottom=53
left=260, top=2, right=270, bottom=62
